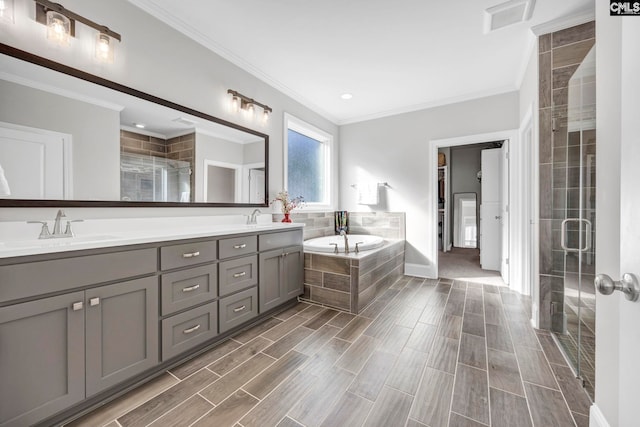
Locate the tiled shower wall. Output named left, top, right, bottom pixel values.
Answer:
left=274, top=211, right=405, bottom=241
left=538, top=22, right=595, bottom=330
left=120, top=131, right=195, bottom=202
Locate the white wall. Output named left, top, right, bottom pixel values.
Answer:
left=0, top=0, right=338, bottom=221
left=0, top=79, right=120, bottom=200
left=339, top=92, right=519, bottom=273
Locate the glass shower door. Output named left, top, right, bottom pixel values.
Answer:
left=553, top=46, right=596, bottom=399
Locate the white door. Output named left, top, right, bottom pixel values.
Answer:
left=500, top=142, right=510, bottom=283
left=0, top=124, right=68, bottom=199
left=595, top=15, right=640, bottom=427
left=480, top=148, right=501, bottom=271
left=248, top=168, right=265, bottom=203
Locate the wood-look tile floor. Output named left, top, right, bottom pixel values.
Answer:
left=68, top=277, right=592, bottom=427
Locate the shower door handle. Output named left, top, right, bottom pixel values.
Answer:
left=595, top=273, right=640, bottom=302
left=560, top=218, right=592, bottom=252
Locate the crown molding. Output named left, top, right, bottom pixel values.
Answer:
left=531, top=7, right=595, bottom=36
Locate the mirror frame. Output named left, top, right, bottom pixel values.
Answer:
left=0, top=43, right=269, bottom=208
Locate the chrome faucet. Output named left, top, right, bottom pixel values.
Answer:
left=247, top=208, right=262, bottom=225
left=27, top=209, right=83, bottom=239
left=340, top=229, right=350, bottom=254
left=53, top=209, right=66, bottom=235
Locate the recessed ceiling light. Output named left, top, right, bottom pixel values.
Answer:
left=134, top=123, right=145, bottom=129
left=341, top=93, right=353, bottom=100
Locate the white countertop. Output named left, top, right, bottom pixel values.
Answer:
left=0, top=215, right=304, bottom=259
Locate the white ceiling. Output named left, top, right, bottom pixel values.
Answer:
left=129, top=0, right=594, bottom=125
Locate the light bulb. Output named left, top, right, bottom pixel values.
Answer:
left=95, top=33, right=114, bottom=63
left=46, top=11, right=71, bottom=46
left=262, top=109, right=270, bottom=124
left=231, top=95, right=240, bottom=112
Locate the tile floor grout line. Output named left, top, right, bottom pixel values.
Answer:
left=451, top=410, right=491, bottom=427
left=500, top=291, right=537, bottom=427
left=479, top=282, right=493, bottom=427
left=444, top=280, right=462, bottom=427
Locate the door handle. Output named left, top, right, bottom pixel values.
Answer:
left=561, top=218, right=592, bottom=252
left=595, top=273, right=640, bottom=302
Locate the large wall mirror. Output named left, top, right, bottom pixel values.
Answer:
left=0, top=44, right=269, bottom=208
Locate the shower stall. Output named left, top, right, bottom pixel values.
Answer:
left=551, top=46, right=596, bottom=398
left=120, top=153, right=191, bottom=202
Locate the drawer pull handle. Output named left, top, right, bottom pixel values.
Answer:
left=183, top=324, right=201, bottom=334
left=72, top=301, right=83, bottom=311
left=233, top=271, right=247, bottom=278
left=182, top=284, right=200, bottom=292
left=233, top=305, right=246, bottom=313
left=89, top=297, right=100, bottom=307
left=234, top=243, right=247, bottom=249
left=182, top=251, right=201, bottom=259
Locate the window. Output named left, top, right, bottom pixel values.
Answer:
left=284, top=114, right=333, bottom=208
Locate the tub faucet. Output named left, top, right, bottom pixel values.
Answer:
left=340, top=230, right=350, bottom=254
left=247, top=208, right=261, bottom=225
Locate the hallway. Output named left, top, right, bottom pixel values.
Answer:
left=438, top=248, right=506, bottom=287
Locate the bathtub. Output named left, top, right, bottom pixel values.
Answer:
left=303, top=234, right=384, bottom=253
left=301, top=237, right=405, bottom=313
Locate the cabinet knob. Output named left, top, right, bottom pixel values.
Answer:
left=72, top=301, right=83, bottom=311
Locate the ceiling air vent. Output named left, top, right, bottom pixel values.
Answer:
left=172, top=117, right=198, bottom=127
left=484, top=0, right=536, bottom=33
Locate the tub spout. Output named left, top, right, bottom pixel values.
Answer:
left=340, top=230, right=350, bottom=254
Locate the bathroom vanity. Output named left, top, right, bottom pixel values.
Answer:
left=0, top=220, right=303, bottom=427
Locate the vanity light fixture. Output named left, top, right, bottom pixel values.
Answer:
left=0, top=0, right=15, bottom=24
left=227, top=89, right=272, bottom=123
left=34, top=0, right=121, bottom=61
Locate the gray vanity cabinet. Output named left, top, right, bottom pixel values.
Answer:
left=85, top=276, right=158, bottom=396
left=0, top=292, right=85, bottom=427
left=258, top=245, right=304, bottom=313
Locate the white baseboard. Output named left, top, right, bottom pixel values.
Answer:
left=590, top=404, right=610, bottom=427
left=404, top=263, right=435, bottom=279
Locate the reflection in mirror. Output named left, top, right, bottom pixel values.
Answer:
left=0, top=44, right=268, bottom=207
left=453, top=192, right=477, bottom=248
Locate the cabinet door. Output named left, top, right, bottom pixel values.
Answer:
left=85, top=276, right=159, bottom=396
left=283, top=246, right=304, bottom=300
left=259, top=248, right=284, bottom=313
left=0, top=292, right=85, bottom=427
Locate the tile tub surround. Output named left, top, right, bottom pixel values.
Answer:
left=302, top=239, right=405, bottom=314
left=538, top=21, right=595, bottom=330
left=68, top=277, right=590, bottom=427
left=272, top=211, right=406, bottom=241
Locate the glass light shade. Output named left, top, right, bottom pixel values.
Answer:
left=229, top=94, right=240, bottom=113
left=46, top=11, right=71, bottom=46
left=243, top=101, right=255, bottom=119
left=95, top=33, right=114, bottom=63
left=0, top=0, right=15, bottom=24
left=262, top=109, right=270, bottom=124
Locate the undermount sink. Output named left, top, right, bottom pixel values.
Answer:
left=1, top=235, right=119, bottom=249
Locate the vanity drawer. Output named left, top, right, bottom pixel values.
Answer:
left=219, top=255, right=258, bottom=297
left=160, top=240, right=217, bottom=271
left=0, top=248, right=157, bottom=304
left=219, top=287, right=258, bottom=333
left=219, top=235, right=257, bottom=259
left=161, top=302, right=218, bottom=361
left=161, top=265, right=218, bottom=315
left=259, top=230, right=303, bottom=251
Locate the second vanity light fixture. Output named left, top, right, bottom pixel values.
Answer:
left=227, top=89, right=272, bottom=123
left=34, top=0, right=121, bottom=63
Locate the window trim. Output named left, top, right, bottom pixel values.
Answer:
left=283, top=113, right=334, bottom=210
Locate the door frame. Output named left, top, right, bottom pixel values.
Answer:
left=429, top=129, right=529, bottom=294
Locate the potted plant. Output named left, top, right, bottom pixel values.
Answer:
left=271, top=190, right=304, bottom=222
